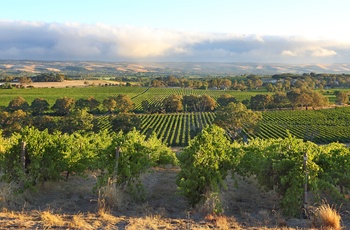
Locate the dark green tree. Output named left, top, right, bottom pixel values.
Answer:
left=214, top=102, right=262, bottom=141
left=110, top=113, right=141, bottom=133
left=163, top=95, right=183, bottom=112
left=7, top=96, right=30, bottom=112
left=217, top=94, right=237, bottom=107
left=31, top=98, right=50, bottom=115
left=51, top=97, right=75, bottom=115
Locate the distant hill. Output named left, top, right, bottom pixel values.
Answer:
left=1, top=60, right=350, bottom=76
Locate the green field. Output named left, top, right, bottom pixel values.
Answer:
left=0, top=86, right=147, bottom=107
left=254, top=107, right=350, bottom=143
left=95, top=106, right=350, bottom=146
left=0, top=86, right=268, bottom=108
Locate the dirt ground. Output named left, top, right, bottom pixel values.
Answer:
left=1, top=166, right=349, bottom=229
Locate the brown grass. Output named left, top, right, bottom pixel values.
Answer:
left=40, top=210, right=66, bottom=228
left=126, top=215, right=174, bottom=230
left=98, top=177, right=125, bottom=211
left=70, top=213, right=94, bottom=229
left=204, top=214, right=230, bottom=229
left=313, top=203, right=342, bottom=230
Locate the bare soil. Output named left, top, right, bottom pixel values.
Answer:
left=0, top=167, right=349, bottom=229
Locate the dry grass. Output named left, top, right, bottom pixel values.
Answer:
left=313, top=203, right=342, bottom=230
left=98, top=208, right=120, bottom=225
left=0, top=169, right=349, bottom=229
left=204, top=214, right=241, bottom=230
left=98, top=177, right=125, bottom=211
left=70, top=213, right=95, bottom=229
left=40, top=210, right=66, bottom=228
left=126, top=215, right=173, bottom=230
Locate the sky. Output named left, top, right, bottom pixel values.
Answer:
left=1, top=0, right=350, bottom=63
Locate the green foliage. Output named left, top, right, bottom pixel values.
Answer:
left=51, top=97, right=76, bottom=115
left=315, top=143, right=350, bottom=196
left=97, top=129, right=174, bottom=200
left=145, top=132, right=178, bottom=166
left=30, top=98, right=50, bottom=115
left=214, top=102, right=262, bottom=140
left=110, top=113, right=141, bottom=133
left=7, top=96, right=30, bottom=112
left=60, top=109, right=94, bottom=134
left=3, top=127, right=65, bottom=188
left=236, top=136, right=320, bottom=216
left=176, top=125, right=233, bottom=210
left=163, top=94, right=183, bottom=112
left=0, top=110, right=32, bottom=137
left=2, top=127, right=112, bottom=189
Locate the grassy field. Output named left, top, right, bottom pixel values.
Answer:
left=0, top=84, right=269, bottom=108
left=0, top=85, right=146, bottom=107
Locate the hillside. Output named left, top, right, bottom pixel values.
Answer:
left=1, top=60, right=350, bottom=76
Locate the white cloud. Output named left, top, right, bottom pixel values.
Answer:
left=0, top=20, right=349, bottom=63
left=282, top=50, right=297, bottom=57
left=311, top=48, right=337, bottom=57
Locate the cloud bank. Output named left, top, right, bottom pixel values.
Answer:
left=1, top=20, right=350, bottom=63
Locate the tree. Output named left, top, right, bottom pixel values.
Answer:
left=7, top=96, right=30, bottom=112
left=165, top=75, right=180, bottom=87
left=266, top=83, right=275, bottom=92
left=31, top=98, right=50, bottom=115
left=103, top=98, right=117, bottom=114
left=60, top=109, right=94, bottom=134
left=114, top=94, right=134, bottom=113
left=87, top=96, right=100, bottom=112
left=217, top=94, right=237, bottom=107
left=151, top=79, right=164, bottom=87
left=272, top=92, right=289, bottom=109
left=75, top=98, right=90, bottom=110
left=182, top=95, right=216, bottom=112
left=309, top=91, right=328, bottom=109
left=298, top=92, right=313, bottom=110
left=0, top=110, right=31, bottom=136
left=141, top=100, right=151, bottom=113
left=110, top=113, right=141, bottom=133
left=246, top=75, right=263, bottom=89
left=250, top=94, right=272, bottom=110
left=335, top=91, right=349, bottom=105
left=214, top=102, right=262, bottom=141
left=19, top=77, right=32, bottom=86
left=141, top=100, right=163, bottom=114
left=183, top=95, right=199, bottom=112
left=32, top=115, right=58, bottom=133
left=51, top=97, right=75, bottom=115
left=199, top=95, right=217, bottom=111
left=163, top=95, right=183, bottom=112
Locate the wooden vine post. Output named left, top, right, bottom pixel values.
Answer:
left=114, top=145, right=121, bottom=179
left=20, top=141, right=26, bottom=188
left=303, top=151, right=308, bottom=218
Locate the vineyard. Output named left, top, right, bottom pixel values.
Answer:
left=2, top=125, right=350, bottom=223
left=96, top=112, right=216, bottom=146
left=254, top=106, right=350, bottom=143
left=95, top=106, right=350, bottom=146
left=0, top=86, right=267, bottom=108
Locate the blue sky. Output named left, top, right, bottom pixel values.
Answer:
left=1, top=0, right=350, bottom=62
